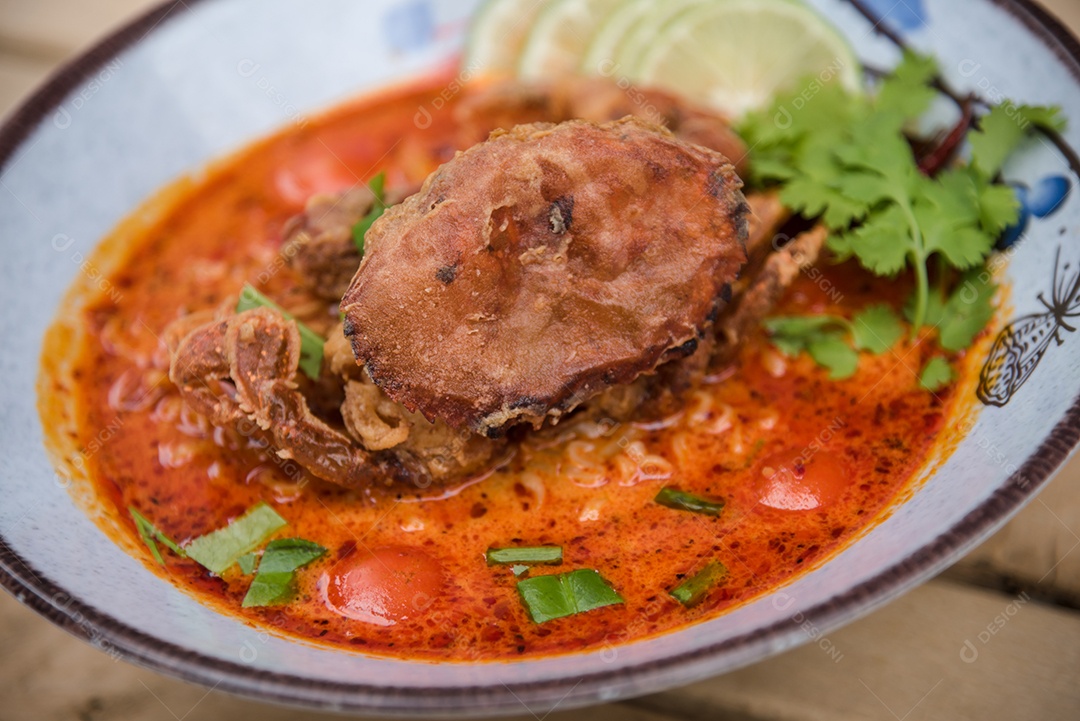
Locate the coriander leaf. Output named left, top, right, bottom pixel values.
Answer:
left=836, top=114, right=919, bottom=183
left=762, top=316, right=841, bottom=352
left=920, top=356, right=955, bottom=392
left=807, top=335, right=860, bottom=380
left=875, top=51, right=939, bottom=121
left=782, top=177, right=868, bottom=230
left=241, top=538, right=326, bottom=608
left=851, top=305, right=904, bottom=353
left=748, top=156, right=798, bottom=183
left=256, top=538, right=327, bottom=574
left=352, top=172, right=387, bottom=255
left=184, top=502, right=287, bottom=576
left=970, top=104, right=1066, bottom=177
left=761, top=317, right=839, bottom=336
left=238, top=552, right=259, bottom=575
left=237, top=284, right=325, bottom=380
left=916, top=205, right=993, bottom=270
left=975, top=180, right=1022, bottom=235
left=517, top=569, right=623, bottom=624
left=242, top=571, right=294, bottom=608
left=938, top=271, right=997, bottom=351
left=910, top=287, right=948, bottom=327
left=832, top=206, right=911, bottom=276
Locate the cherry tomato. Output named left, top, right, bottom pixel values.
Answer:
left=274, top=152, right=358, bottom=205
left=756, top=450, right=850, bottom=511
left=321, top=546, right=444, bottom=626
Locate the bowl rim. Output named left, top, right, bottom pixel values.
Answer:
left=2, top=0, right=1080, bottom=716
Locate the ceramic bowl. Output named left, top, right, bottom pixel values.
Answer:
left=2, top=0, right=1079, bottom=715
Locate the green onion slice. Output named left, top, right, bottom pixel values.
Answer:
left=184, top=502, right=287, bottom=575
left=129, top=507, right=186, bottom=565
left=486, top=546, right=563, bottom=566
left=241, top=538, right=327, bottom=608
left=236, top=283, right=324, bottom=380
left=516, top=569, right=623, bottom=624
left=670, top=561, right=728, bottom=607
left=352, top=172, right=388, bottom=255
left=654, top=487, right=725, bottom=517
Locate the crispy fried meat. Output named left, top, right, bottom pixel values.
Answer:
left=283, top=186, right=414, bottom=302
left=166, top=308, right=505, bottom=488
left=340, top=118, right=749, bottom=438
left=455, top=77, right=748, bottom=174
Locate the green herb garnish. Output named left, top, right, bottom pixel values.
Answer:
left=184, top=502, right=287, bottom=576
left=516, top=569, right=623, bottom=624
left=237, top=552, right=259, bottom=575
left=511, top=564, right=530, bottom=578
left=741, top=51, right=1064, bottom=381
left=670, top=561, right=728, bottom=608
left=911, top=269, right=998, bottom=352
left=129, top=507, right=186, bottom=565
left=236, top=283, right=324, bottom=380
left=352, top=172, right=388, bottom=255
left=919, top=356, right=956, bottom=392
left=764, top=304, right=904, bottom=380
left=242, top=538, right=327, bottom=608
left=486, top=546, right=563, bottom=566
left=654, top=487, right=725, bottom=517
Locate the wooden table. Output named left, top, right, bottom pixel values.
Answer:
left=2, top=2, right=1079, bottom=719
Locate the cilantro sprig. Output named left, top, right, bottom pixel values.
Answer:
left=741, top=51, right=1065, bottom=385
left=764, top=304, right=904, bottom=380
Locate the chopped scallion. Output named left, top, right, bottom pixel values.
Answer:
left=184, top=502, right=287, bottom=575
left=236, top=283, right=324, bottom=380
left=670, top=561, right=728, bottom=607
left=241, top=538, right=327, bottom=608
left=352, top=172, right=388, bottom=255
left=129, top=507, right=185, bottom=565
left=486, top=546, right=563, bottom=566
left=654, top=488, right=725, bottom=517
left=516, top=569, right=623, bottom=624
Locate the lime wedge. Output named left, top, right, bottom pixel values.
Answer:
left=463, top=0, right=550, bottom=77
left=518, top=0, right=625, bottom=80
left=580, top=0, right=656, bottom=76
left=634, top=0, right=862, bottom=117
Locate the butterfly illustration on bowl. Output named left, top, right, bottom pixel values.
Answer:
left=979, top=245, right=1080, bottom=407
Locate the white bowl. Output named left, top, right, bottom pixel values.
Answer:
left=2, top=0, right=1079, bottom=715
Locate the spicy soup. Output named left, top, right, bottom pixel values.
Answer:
left=41, top=75, right=968, bottom=661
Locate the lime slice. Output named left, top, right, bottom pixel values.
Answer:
left=518, top=0, right=625, bottom=80
left=634, top=0, right=861, bottom=117
left=580, top=0, right=656, bottom=76
left=463, top=0, right=550, bottom=77
left=610, top=0, right=704, bottom=78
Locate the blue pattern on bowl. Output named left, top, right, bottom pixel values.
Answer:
left=859, top=0, right=928, bottom=32
left=999, top=175, right=1073, bottom=249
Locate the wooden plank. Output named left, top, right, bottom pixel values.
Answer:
left=631, top=580, right=1080, bottom=721
left=0, top=0, right=159, bottom=61
left=3, top=579, right=1077, bottom=721
left=0, top=51, right=55, bottom=116
left=946, top=453, right=1080, bottom=606
left=0, top=591, right=670, bottom=721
